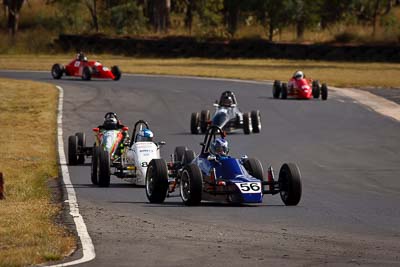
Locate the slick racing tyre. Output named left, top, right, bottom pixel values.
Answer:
left=68, top=135, right=78, bottom=165
left=51, top=64, right=64, bottom=79
left=190, top=112, right=200, bottom=134
left=98, top=149, right=111, bottom=187
left=76, top=132, right=86, bottom=164
left=243, top=112, right=252, bottom=135
left=146, top=159, right=169, bottom=203
left=278, top=163, right=302, bottom=206
left=312, top=80, right=320, bottom=99
left=174, top=146, right=187, bottom=162
left=111, top=65, right=121, bottom=81
left=243, top=158, right=264, bottom=181
left=91, top=146, right=99, bottom=185
left=200, top=110, right=210, bottom=134
left=273, top=80, right=281, bottom=99
left=321, top=83, right=328, bottom=100
left=82, top=66, right=92, bottom=81
left=251, top=110, right=261, bottom=133
left=281, top=83, right=288, bottom=99
left=180, top=163, right=203, bottom=206
left=182, top=149, right=196, bottom=165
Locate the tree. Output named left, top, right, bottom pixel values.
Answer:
left=3, top=0, right=25, bottom=37
left=353, top=0, right=396, bottom=36
left=223, top=0, right=241, bottom=37
left=85, top=0, right=99, bottom=32
left=255, top=0, right=291, bottom=41
left=150, top=0, right=170, bottom=33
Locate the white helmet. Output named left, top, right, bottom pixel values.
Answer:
left=294, top=71, right=304, bottom=80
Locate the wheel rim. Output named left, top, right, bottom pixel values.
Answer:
left=257, top=114, right=261, bottom=130
left=146, top=165, right=154, bottom=196
left=180, top=170, right=190, bottom=202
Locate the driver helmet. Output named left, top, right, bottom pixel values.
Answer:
left=210, top=138, right=229, bottom=157
left=136, top=128, right=154, bottom=142
left=222, top=96, right=233, bottom=107
left=103, top=117, right=118, bottom=130
left=294, top=71, right=304, bottom=80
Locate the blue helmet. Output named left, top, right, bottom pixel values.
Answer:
left=210, top=138, right=229, bottom=156
left=136, top=128, right=154, bottom=142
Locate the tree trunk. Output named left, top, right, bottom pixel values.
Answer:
left=4, top=0, right=24, bottom=37
left=184, top=0, right=193, bottom=35
left=153, top=0, right=170, bottom=33
left=372, top=0, right=381, bottom=37
left=86, top=0, right=99, bottom=32
left=225, top=0, right=239, bottom=37
left=296, top=19, right=305, bottom=41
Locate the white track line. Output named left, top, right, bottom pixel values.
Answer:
left=45, top=86, right=95, bottom=266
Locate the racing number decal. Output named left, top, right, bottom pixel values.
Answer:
left=74, top=61, right=80, bottom=67
left=141, top=162, right=148, bottom=167
left=237, top=182, right=261, bottom=193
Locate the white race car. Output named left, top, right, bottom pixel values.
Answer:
left=69, top=119, right=165, bottom=187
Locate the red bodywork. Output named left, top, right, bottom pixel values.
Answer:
left=287, top=78, right=313, bottom=99
left=65, top=59, right=116, bottom=80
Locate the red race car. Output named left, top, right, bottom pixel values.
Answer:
left=273, top=71, right=328, bottom=100
left=51, top=52, right=121, bottom=81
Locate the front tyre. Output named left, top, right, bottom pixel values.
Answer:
left=312, top=80, right=320, bottom=99
left=68, top=135, right=78, bottom=165
left=51, top=64, right=64, bottom=79
left=278, top=163, right=302, bottom=206
left=190, top=112, right=200, bottom=134
left=76, top=132, right=86, bottom=164
left=111, top=65, right=121, bottom=81
left=180, top=163, right=203, bottom=206
left=82, top=66, right=92, bottom=81
left=251, top=110, right=261, bottom=133
left=243, top=112, right=252, bottom=135
left=98, top=149, right=111, bottom=187
left=243, top=158, right=264, bottom=180
left=321, top=83, right=328, bottom=100
left=91, top=146, right=99, bottom=185
left=146, top=159, right=169, bottom=203
left=273, top=80, right=281, bottom=99
left=281, top=83, right=288, bottom=99
left=200, top=110, right=210, bottom=134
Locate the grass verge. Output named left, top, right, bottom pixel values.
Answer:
left=0, top=78, right=75, bottom=267
left=0, top=54, right=400, bottom=88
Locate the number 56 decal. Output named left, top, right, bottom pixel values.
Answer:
left=236, top=182, right=261, bottom=193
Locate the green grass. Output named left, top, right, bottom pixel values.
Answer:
left=0, top=78, right=75, bottom=267
left=0, top=54, right=399, bottom=88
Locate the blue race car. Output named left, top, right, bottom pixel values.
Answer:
left=190, top=91, right=261, bottom=135
left=145, top=126, right=302, bottom=206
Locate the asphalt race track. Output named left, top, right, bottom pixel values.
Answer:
left=1, top=71, right=400, bottom=266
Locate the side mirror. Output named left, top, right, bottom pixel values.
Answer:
left=199, top=142, right=205, bottom=146
left=231, top=104, right=236, bottom=107
left=213, top=103, right=219, bottom=107
left=158, top=141, right=166, bottom=146
left=92, top=127, right=99, bottom=132
left=207, top=155, right=216, bottom=161
left=122, top=126, right=129, bottom=131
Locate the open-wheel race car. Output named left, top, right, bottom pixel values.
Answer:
left=191, top=91, right=261, bottom=135
left=145, top=125, right=302, bottom=206
left=51, top=52, right=121, bottom=81
left=273, top=71, right=328, bottom=100
left=68, top=115, right=165, bottom=187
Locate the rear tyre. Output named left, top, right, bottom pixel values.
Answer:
left=321, top=83, right=328, bottom=100
left=180, top=163, right=203, bottom=206
left=68, top=135, right=78, bottom=165
left=281, top=83, right=288, bottom=99
left=243, top=112, right=252, bottom=135
left=182, top=149, right=196, bottom=165
left=190, top=112, right=200, bottom=134
left=200, top=110, right=210, bottom=134
left=174, top=146, right=187, bottom=162
left=76, top=132, right=86, bottom=164
left=51, top=64, right=64, bottom=79
left=82, top=66, right=92, bottom=81
left=111, top=65, right=121, bottom=81
left=312, top=80, right=320, bottom=99
left=273, top=80, right=281, bottom=99
left=91, top=146, right=99, bottom=185
left=250, top=110, right=261, bottom=133
left=278, top=163, right=302, bottom=206
left=145, top=159, right=169, bottom=203
left=243, top=158, right=264, bottom=180
left=98, top=149, right=110, bottom=187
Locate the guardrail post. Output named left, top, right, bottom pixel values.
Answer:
left=0, top=172, right=4, bottom=200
